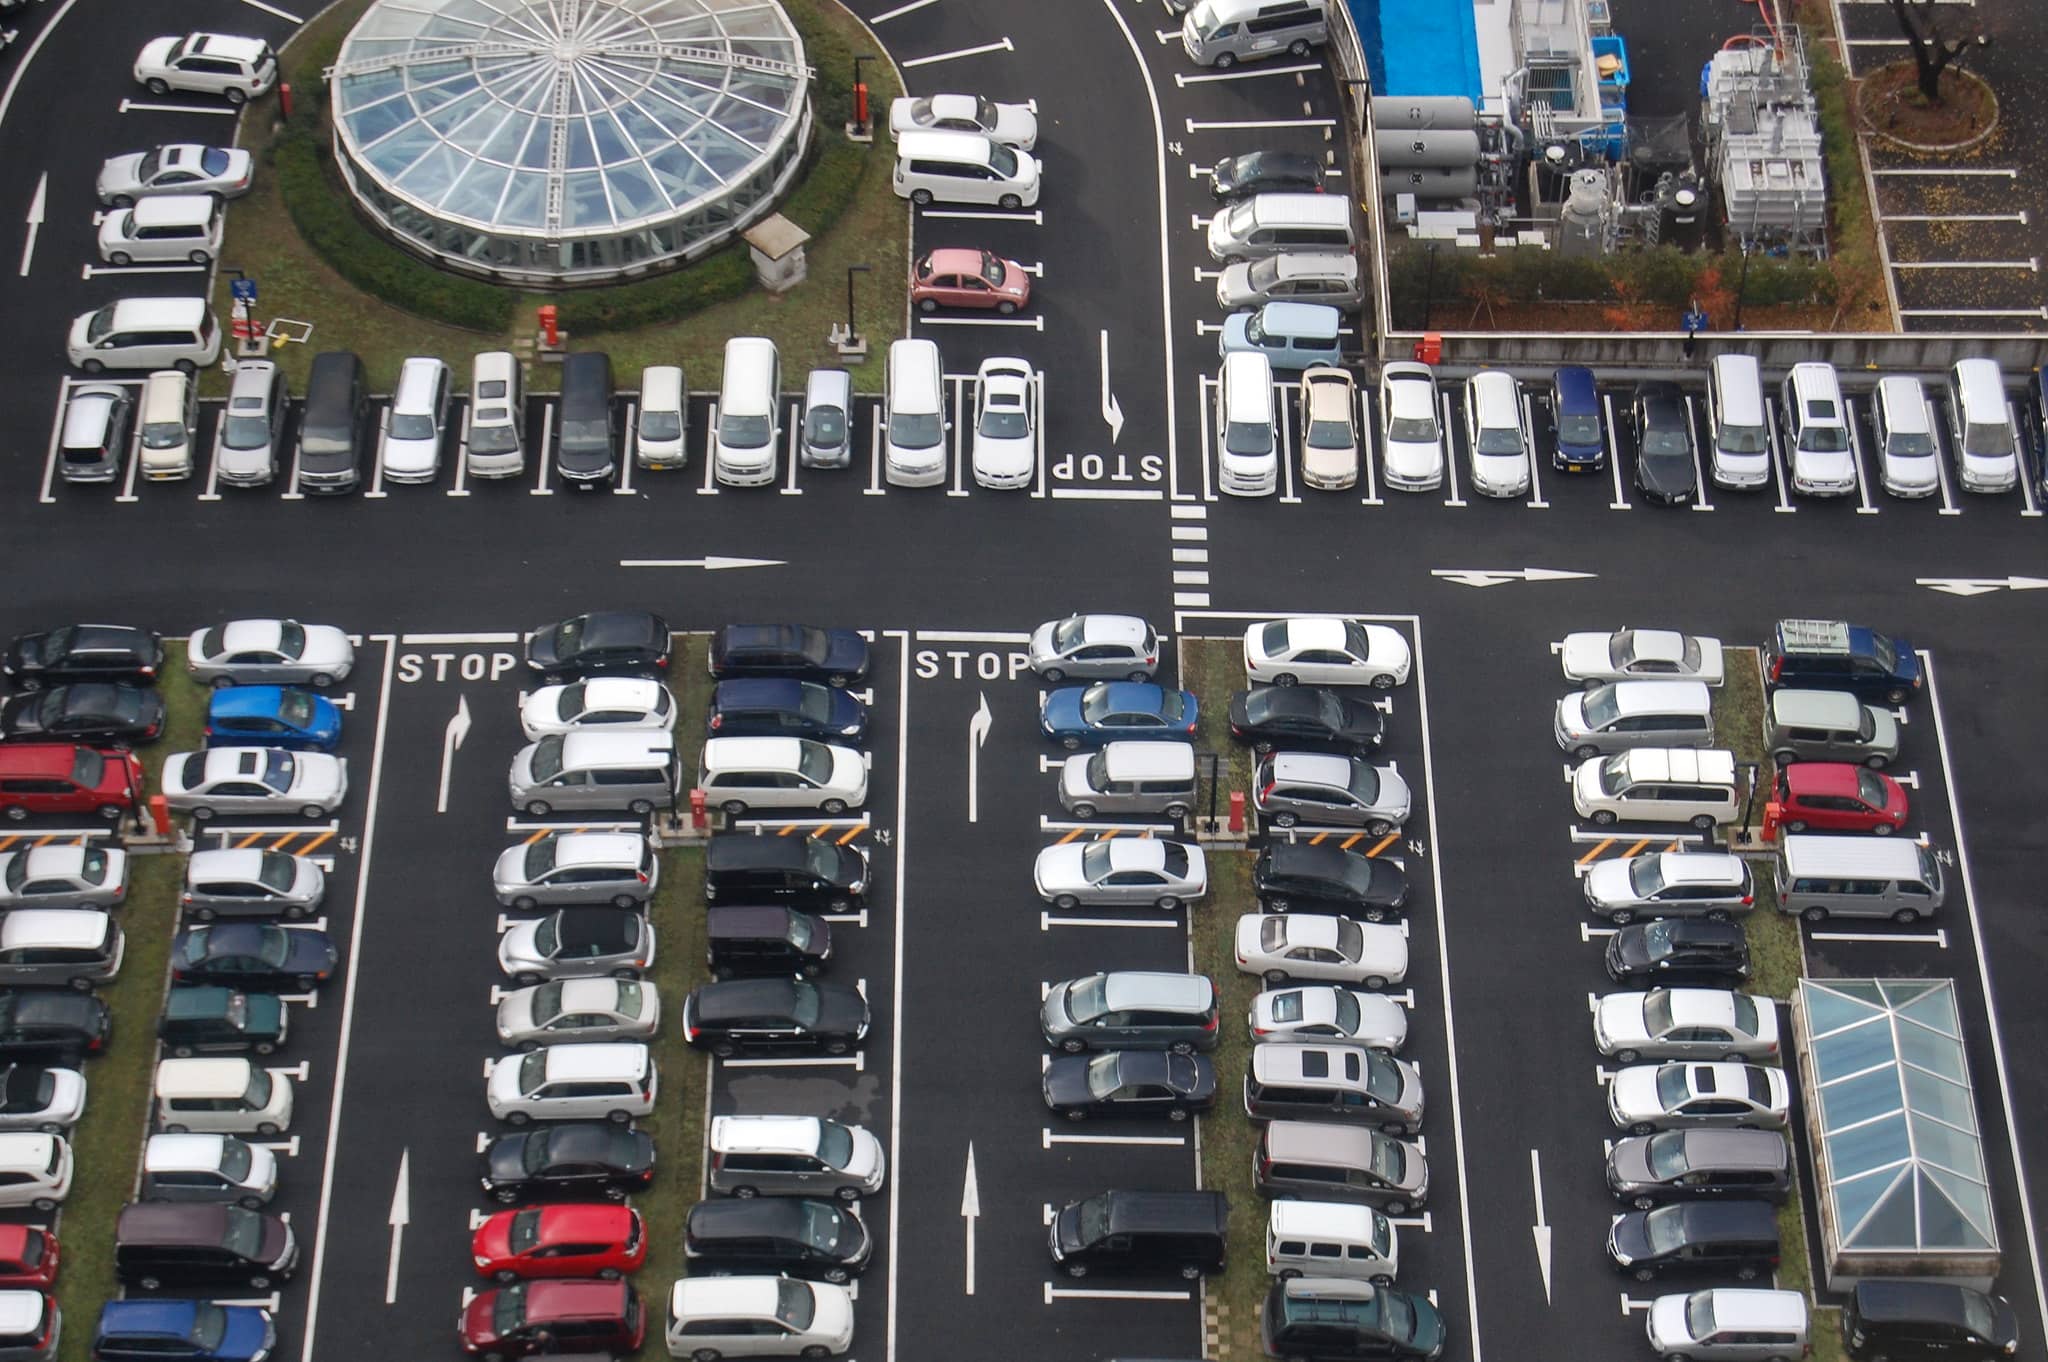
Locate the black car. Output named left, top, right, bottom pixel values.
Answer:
left=170, top=923, right=338, bottom=992
left=1228, top=686, right=1384, bottom=755
left=706, top=906, right=831, bottom=980
left=479, top=1123, right=655, bottom=1205
left=682, top=978, right=868, bottom=1056
left=703, top=833, right=868, bottom=910
left=0, top=683, right=165, bottom=745
left=683, top=1197, right=872, bottom=1283
left=1605, top=919, right=1752, bottom=984
left=707, top=679, right=869, bottom=745
left=524, top=612, right=672, bottom=680
left=1042, top=1049, right=1217, bottom=1121
left=1210, top=150, right=1326, bottom=201
left=710, top=625, right=869, bottom=687
left=0, top=989, right=109, bottom=1061
left=1632, top=381, right=1698, bottom=505
left=1263, top=1278, right=1447, bottom=1361
left=157, top=986, right=287, bottom=1056
left=1844, top=1279, right=2019, bottom=1361
left=1254, top=842, right=1409, bottom=921
left=1607, top=1200, right=1780, bottom=1281
left=3, top=625, right=163, bottom=690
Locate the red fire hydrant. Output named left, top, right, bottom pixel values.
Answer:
left=538, top=304, right=560, bottom=349
left=689, top=787, right=708, bottom=832
left=1228, top=791, right=1246, bottom=835
left=278, top=83, right=293, bottom=120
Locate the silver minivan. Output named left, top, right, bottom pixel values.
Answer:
left=1945, top=357, right=2018, bottom=493
left=507, top=732, right=682, bottom=817
left=884, top=338, right=947, bottom=487
left=1554, top=681, right=1714, bottom=758
left=1765, top=689, right=1899, bottom=767
left=1871, top=375, right=1939, bottom=498
left=1254, top=1120, right=1428, bottom=1214
left=707, top=1114, right=886, bottom=1201
left=0, top=911, right=123, bottom=989
left=58, top=385, right=134, bottom=484
left=1217, top=253, right=1363, bottom=311
left=1182, top=0, right=1328, bottom=67
left=1208, top=192, right=1353, bottom=262
left=1707, top=354, right=1770, bottom=489
left=466, top=350, right=527, bottom=478
left=635, top=364, right=688, bottom=469
left=1775, top=834, right=1945, bottom=924
left=1647, top=1288, right=1809, bottom=1361
left=1059, top=742, right=1198, bottom=819
left=218, top=360, right=289, bottom=486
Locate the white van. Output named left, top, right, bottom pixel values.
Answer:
left=1944, top=358, right=2018, bottom=493
left=380, top=355, right=451, bottom=483
left=1775, top=834, right=1945, bottom=924
left=1183, top=0, right=1328, bottom=68
left=1215, top=350, right=1277, bottom=496
left=1059, top=742, right=1199, bottom=819
left=1463, top=369, right=1530, bottom=497
left=67, top=297, right=220, bottom=373
left=137, top=370, right=198, bottom=481
left=98, top=194, right=223, bottom=266
left=1208, top=192, right=1353, bottom=262
left=1571, top=748, right=1740, bottom=829
left=1266, top=1200, right=1399, bottom=1283
left=1780, top=362, right=1855, bottom=496
left=714, top=337, right=781, bottom=487
left=1870, top=374, right=1938, bottom=498
left=154, top=1057, right=293, bottom=1136
left=636, top=364, right=688, bottom=469
left=1647, top=1288, right=1809, bottom=1362
left=698, top=737, right=868, bottom=816
left=1707, top=354, right=1769, bottom=489
left=893, top=130, right=1040, bottom=209
left=466, top=351, right=527, bottom=478
left=883, top=338, right=948, bottom=487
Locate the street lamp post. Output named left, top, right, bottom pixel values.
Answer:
left=833, top=264, right=872, bottom=359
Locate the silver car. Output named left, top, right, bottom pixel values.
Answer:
left=1251, top=752, right=1410, bottom=832
left=217, top=362, right=288, bottom=487
left=496, top=977, right=661, bottom=1050
left=0, top=845, right=128, bottom=910
left=1593, top=989, right=1782, bottom=1064
left=96, top=144, right=254, bottom=206
left=1032, top=839, right=1207, bottom=910
left=1027, top=615, right=1159, bottom=683
left=1608, top=1062, right=1790, bottom=1136
left=160, top=748, right=347, bottom=820
left=186, top=620, right=353, bottom=688
left=519, top=678, right=676, bottom=742
left=1235, top=913, right=1407, bottom=989
left=497, top=908, right=655, bottom=986
left=1583, top=852, right=1754, bottom=925
left=181, top=849, right=324, bottom=921
left=1248, top=986, right=1406, bottom=1050
left=492, top=832, right=656, bottom=910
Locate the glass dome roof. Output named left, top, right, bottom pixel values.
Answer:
left=331, top=0, right=808, bottom=241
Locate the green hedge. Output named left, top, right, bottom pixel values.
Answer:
left=1387, top=243, right=1834, bottom=322
left=552, top=244, right=756, bottom=331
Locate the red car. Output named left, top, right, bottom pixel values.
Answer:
left=0, top=744, right=143, bottom=823
left=911, top=248, right=1032, bottom=315
left=471, top=1204, right=646, bottom=1282
left=0, top=1227, right=57, bottom=1289
left=459, top=1278, right=644, bottom=1358
left=1775, top=762, right=1908, bottom=834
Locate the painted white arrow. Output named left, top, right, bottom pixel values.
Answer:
left=1531, top=1148, right=1553, bottom=1304
left=961, top=1142, right=980, bottom=1295
left=385, top=1148, right=410, bottom=1304
left=617, top=556, right=787, bottom=570
left=966, top=694, right=992, bottom=824
left=436, top=696, right=471, bottom=814
left=1099, top=330, right=1124, bottom=443
left=17, top=172, right=45, bottom=278
left=1431, top=568, right=1597, bottom=588
left=1916, top=575, right=2048, bottom=597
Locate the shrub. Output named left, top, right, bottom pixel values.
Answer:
left=552, top=246, right=756, bottom=332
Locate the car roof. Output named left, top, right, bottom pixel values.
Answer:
left=1265, top=913, right=1344, bottom=950
left=1382, top=367, right=1435, bottom=413
left=1267, top=253, right=1358, bottom=282
left=62, top=389, right=124, bottom=443
left=155, top=1057, right=254, bottom=1094
left=117, top=1201, right=234, bottom=1243
left=1614, top=748, right=1735, bottom=785
left=194, top=33, right=269, bottom=61
left=1690, top=1289, right=1808, bottom=1327
left=1263, top=1118, right=1381, bottom=1160
left=559, top=730, right=675, bottom=762
left=550, top=832, right=646, bottom=868
left=1651, top=852, right=1746, bottom=885
left=539, top=1042, right=647, bottom=1078
left=1653, top=1200, right=1779, bottom=1236
left=1653, top=989, right=1749, bottom=1029
left=2, top=910, right=110, bottom=949
left=712, top=677, right=809, bottom=708
left=694, top=978, right=800, bottom=1021
left=553, top=909, right=640, bottom=951
left=571, top=676, right=664, bottom=704
left=702, top=736, right=809, bottom=771
left=1673, top=1128, right=1789, bottom=1169
left=15, top=845, right=90, bottom=877
left=98, top=1299, right=205, bottom=1335
left=804, top=368, right=851, bottom=403
left=924, top=246, right=992, bottom=273
left=1851, top=1278, right=1983, bottom=1324
left=1090, top=1189, right=1228, bottom=1234
left=1779, top=762, right=1873, bottom=797
left=553, top=977, right=629, bottom=1008
left=393, top=355, right=448, bottom=406
left=0, top=1291, right=42, bottom=1334
left=520, top=1278, right=630, bottom=1320
left=1769, top=688, right=1863, bottom=724
left=144, top=1132, right=230, bottom=1169
left=216, top=619, right=285, bottom=652
left=227, top=360, right=280, bottom=401
left=208, top=685, right=293, bottom=717
left=672, top=1275, right=790, bottom=1316
left=706, top=832, right=813, bottom=869
left=1552, top=365, right=1598, bottom=406
left=895, top=129, right=998, bottom=159
left=1256, top=301, right=1341, bottom=337
left=0, top=1134, right=55, bottom=1168
left=1276, top=617, right=1348, bottom=650
left=1269, top=751, right=1357, bottom=786
left=1070, top=614, right=1151, bottom=645
left=572, top=610, right=664, bottom=645
left=1266, top=840, right=1366, bottom=875
left=688, top=1196, right=813, bottom=1237
left=1604, top=680, right=1712, bottom=716
left=1874, top=375, right=1931, bottom=426
left=707, top=904, right=800, bottom=937
left=711, top=1114, right=822, bottom=1154
left=0, top=744, right=96, bottom=777
left=1101, top=971, right=1213, bottom=1011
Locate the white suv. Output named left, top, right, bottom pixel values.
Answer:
left=133, top=34, right=277, bottom=103
left=485, top=1043, right=655, bottom=1125
left=666, top=1277, right=855, bottom=1359
left=697, top=737, right=867, bottom=817
left=1780, top=362, right=1856, bottom=497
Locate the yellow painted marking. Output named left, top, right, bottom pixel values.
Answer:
left=301, top=829, right=336, bottom=855
left=1057, top=827, right=1086, bottom=845
left=0, top=838, right=16, bottom=852
left=1577, top=837, right=1615, bottom=866
left=1309, top=831, right=1330, bottom=845
left=1623, top=838, right=1651, bottom=859
left=1364, top=833, right=1398, bottom=858
left=236, top=832, right=265, bottom=849
left=1666, top=840, right=1682, bottom=852
left=524, top=828, right=549, bottom=846
left=269, top=833, right=299, bottom=851
left=834, top=825, right=866, bottom=846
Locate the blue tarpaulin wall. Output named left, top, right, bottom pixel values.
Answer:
left=1350, top=0, right=1483, bottom=100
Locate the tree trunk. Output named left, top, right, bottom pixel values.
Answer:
left=1886, top=0, right=1964, bottom=104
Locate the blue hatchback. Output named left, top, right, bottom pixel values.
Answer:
left=95, top=1299, right=275, bottom=1362
left=1040, top=681, right=1199, bottom=750
left=204, top=686, right=341, bottom=751
left=1550, top=366, right=1606, bottom=472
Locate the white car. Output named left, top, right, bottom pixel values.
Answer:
left=1594, top=989, right=1781, bottom=1064
left=485, top=1042, right=655, bottom=1125
left=1248, top=986, right=1407, bottom=1050
left=186, top=620, right=354, bottom=688
left=698, top=737, right=867, bottom=816
left=889, top=93, right=1037, bottom=149
left=1299, top=366, right=1358, bottom=490
left=1026, top=615, right=1158, bottom=683
left=1871, top=375, right=1939, bottom=498
left=378, top=355, right=450, bottom=483
left=0, top=845, right=127, bottom=910
left=1464, top=369, right=1531, bottom=497
left=1607, top=1061, right=1790, bottom=1136
left=161, top=748, right=348, bottom=821
left=492, top=832, right=656, bottom=910
left=518, top=678, right=676, bottom=741
left=133, top=33, right=276, bottom=103
left=1379, top=362, right=1444, bottom=491
left=1559, top=628, right=1725, bottom=687
left=0, top=1134, right=69, bottom=1211
left=665, top=1277, right=856, bottom=1359
left=1244, top=618, right=1411, bottom=689
left=971, top=357, right=1036, bottom=489
left=496, top=977, right=661, bottom=1050
left=0, top=1065, right=86, bottom=1132
left=96, top=144, right=254, bottom=206
left=1033, top=839, right=1207, bottom=910
left=1234, top=913, right=1407, bottom=989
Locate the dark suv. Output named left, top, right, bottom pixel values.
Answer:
left=1766, top=619, right=1921, bottom=705
left=1262, top=1277, right=1447, bottom=1361
left=1607, top=1200, right=1779, bottom=1281
left=710, top=624, right=870, bottom=687
left=3, top=625, right=163, bottom=689
left=113, top=1202, right=297, bottom=1291
left=1048, top=1190, right=1228, bottom=1279
left=1843, top=1280, right=2018, bottom=1361
left=704, top=833, right=867, bottom=911
left=706, top=906, right=831, bottom=979
left=158, top=987, right=286, bottom=1057
left=1254, top=842, right=1408, bottom=921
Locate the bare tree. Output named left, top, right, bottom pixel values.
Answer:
left=1885, top=0, right=1975, bottom=102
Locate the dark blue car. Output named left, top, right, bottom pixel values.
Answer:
left=1550, top=366, right=1606, bottom=472
left=94, top=1299, right=275, bottom=1362
left=710, top=624, right=869, bottom=686
left=170, top=923, right=338, bottom=992
left=1040, top=682, right=1199, bottom=750
left=706, top=679, right=868, bottom=745
left=205, top=686, right=341, bottom=751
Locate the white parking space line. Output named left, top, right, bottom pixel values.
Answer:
left=1522, top=391, right=1548, bottom=508
left=614, top=402, right=637, bottom=495
left=869, top=0, right=938, bottom=20
left=1196, top=373, right=1217, bottom=502
left=1873, top=166, right=2014, bottom=177
left=365, top=407, right=390, bottom=497
left=948, top=376, right=969, bottom=498
left=234, top=0, right=303, bottom=19
left=1042, top=1129, right=1186, bottom=1146
left=902, top=37, right=1013, bottom=67
left=116, top=410, right=144, bottom=503
left=921, top=207, right=1042, bottom=224
left=1680, top=394, right=1713, bottom=511
left=920, top=314, right=1044, bottom=329
left=782, top=402, right=803, bottom=496
left=1277, top=384, right=1299, bottom=504
left=200, top=411, right=225, bottom=500
left=1810, top=928, right=1948, bottom=946
left=1044, top=1284, right=1190, bottom=1303
left=447, top=405, right=471, bottom=496
left=1845, top=396, right=1879, bottom=514
left=1440, top=393, right=1465, bottom=507
left=865, top=405, right=885, bottom=496
left=2011, top=400, right=2042, bottom=518
left=1358, top=385, right=1381, bottom=505
left=1601, top=392, right=1628, bottom=510
left=1893, top=257, right=2039, bottom=272
left=1041, top=911, right=1181, bottom=930
left=528, top=404, right=553, bottom=496
left=1884, top=210, right=2029, bottom=224
left=1175, top=62, right=1319, bottom=85
left=1766, top=398, right=1795, bottom=512
left=1029, top=368, right=1046, bottom=498
left=700, top=401, right=721, bottom=496
left=1900, top=306, right=2048, bottom=321
left=80, top=262, right=207, bottom=278
left=1185, top=117, right=1336, bottom=131
left=119, top=99, right=237, bottom=116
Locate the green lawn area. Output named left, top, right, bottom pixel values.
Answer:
left=1182, top=634, right=1253, bottom=824
left=633, top=844, right=708, bottom=1297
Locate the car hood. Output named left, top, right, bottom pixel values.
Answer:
left=1302, top=440, right=1356, bottom=480
left=1607, top=1066, right=1663, bottom=1120
left=1884, top=453, right=1939, bottom=489
left=1215, top=263, right=1261, bottom=309
left=806, top=1282, right=855, bottom=1345
left=296, top=627, right=353, bottom=670
left=282, top=933, right=338, bottom=977
left=1039, top=985, right=1076, bottom=1039
left=482, top=1134, right=533, bottom=1184
left=497, top=922, right=545, bottom=971
left=1358, top=924, right=1411, bottom=976
left=526, top=626, right=569, bottom=668
left=96, top=155, right=148, bottom=198
left=492, top=845, right=532, bottom=892
left=1219, top=313, right=1255, bottom=355
left=1039, top=689, right=1086, bottom=733
left=1383, top=434, right=1442, bottom=478
left=1607, top=1136, right=1658, bottom=1188
left=136, top=36, right=180, bottom=68
left=461, top=1292, right=503, bottom=1346
left=1647, top=1293, right=1691, bottom=1347
left=1610, top=1211, right=1654, bottom=1263
left=1607, top=931, right=1656, bottom=973
left=217, top=1305, right=273, bottom=1362
left=382, top=433, right=438, bottom=470
left=813, top=985, right=870, bottom=1037
left=471, top=1214, right=513, bottom=1264
left=821, top=632, right=869, bottom=677
left=1556, top=693, right=1590, bottom=739
left=495, top=989, right=540, bottom=1042
left=1033, top=844, right=1088, bottom=894
left=1471, top=449, right=1527, bottom=488
left=1583, top=859, right=1634, bottom=907
left=1866, top=708, right=1900, bottom=751
left=1375, top=767, right=1413, bottom=818
left=1041, top=1055, right=1102, bottom=1107
left=0, top=636, right=47, bottom=672
left=827, top=745, right=867, bottom=796
left=1405, top=1293, right=1446, bottom=1357
left=826, top=690, right=868, bottom=741
left=1027, top=622, right=1061, bottom=665
left=1596, top=994, right=1652, bottom=1047
left=1638, top=448, right=1697, bottom=495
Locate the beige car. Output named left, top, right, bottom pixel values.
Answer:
left=1299, top=367, right=1358, bottom=490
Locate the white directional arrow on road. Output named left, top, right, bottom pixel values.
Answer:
left=1530, top=1147, right=1553, bottom=1304
left=966, top=694, right=992, bottom=823
left=17, top=172, right=45, bottom=278
left=961, top=1142, right=981, bottom=1295
left=1916, top=575, right=2048, bottom=597
left=1431, top=567, right=1597, bottom=589
left=436, top=696, right=471, bottom=814
left=385, top=1148, right=410, bottom=1304
left=1099, top=330, right=1125, bottom=444
left=617, top=556, right=787, bottom=570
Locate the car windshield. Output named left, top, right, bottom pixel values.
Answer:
left=1307, top=418, right=1352, bottom=450
left=1600, top=754, right=1634, bottom=794
left=277, top=690, right=314, bottom=727
left=1644, top=1131, right=1691, bottom=1179
left=253, top=929, right=292, bottom=967
left=790, top=982, right=822, bottom=1029
left=243, top=1070, right=273, bottom=1107
left=805, top=840, right=842, bottom=881
left=1719, top=423, right=1768, bottom=454
left=1655, top=1065, right=1692, bottom=1107
left=1387, top=412, right=1438, bottom=442
left=1051, top=618, right=1089, bottom=652
left=84, top=306, right=116, bottom=344
left=797, top=742, right=836, bottom=786
left=639, top=411, right=683, bottom=442
left=785, top=685, right=831, bottom=726
left=889, top=410, right=943, bottom=450
left=1085, top=1052, right=1124, bottom=1098
left=1557, top=410, right=1601, bottom=444
left=816, top=1119, right=855, bottom=1168
left=1640, top=920, right=1677, bottom=958
left=980, top=398, right=1030, bottom=439
left=552, top=682, right=591, bottom=722
left=222, top=408, right=273, bottom=450
left=1799, top=422, right=1849, bottom=453
left=1887, top=428, right=1935, bottom=457
left=1643, top=990, right=1676, bottom=1036
left=1732, top=994, right=1760, bottom=1035
left=1346, top=764, right=1381, bottom=804
left=1246, top=257, right=1282, bottom=289
left=805, top=404, right=844, bottom=445
left=988, top=143, right=1019, bottom=177
left=1331, top=989, right=1360, bottom=1033
left=978, top=254, right=1009, bottom=287
left=1076, top=1194, right=1113, bottom=1242
left=529, top=982, right=564, bottom=1025
left=1224, top=418, right=1272, bottom=456
left=507, top=1207, right=542, bottom=1254
left=719, top=412, right=770, bottom=450
left=530, top=737, right=564, bottom=783
left=1869, top=634, right=1898, bottom=672
left=613, top=980, right=645, bottom=1018
left=260, top=750, right=295, bottom=792
left=1475, top=422, right=1523, bottom=455
left=1064, top=975, right=1109, bottom=1023
left=524, top=838, right=558, bottom=879
left=561, top=416, right=610, bottom=449
left=142, top=419, right=186, bottom=451
left=1963, top=421, right=2014, bottom=457
left=1336, top=917, right=1366, bottom=964
left=532, top=916, right=560, bottom=957
left=1080, top=841, right=1114, bottom=881
left=1380, top=1290, right=1415, bottom=1339
left=136, top=149, right=165, bottom=181
left=1224, top=198, right=1257, bottom=236
left=219, top=1207, right=265, bottom=1260
left=517, top=1050, right=549, bottom=1093
left=1685, top=1294, right=1718, bottom=1338
left=469, top=422, right=520, bottom=456
left=1642, top=426, right=1691, bottom=458
left=200, top=147, right=231, bottom=175
left=390, top=411, right=436, bottom=441
left=253, top=853, right=294, bottom=894
left=1582, top=686, right=1621, bottom=730
left=492, top=1283, right=528, bottom=1336
left=1642, top=1205, right=1689, bottom=1253
left=775, top=1275, right=816, bottom=1330
left=785, top=914, right=814, bottom=951
left=1371, top=1134, right=1405, bottom=1182
left=1365, top=1050, right=1402, bottom=1101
